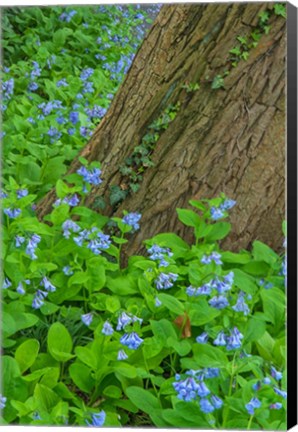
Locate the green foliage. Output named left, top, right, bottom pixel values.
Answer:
left=1, top=4, right=286, bottom=429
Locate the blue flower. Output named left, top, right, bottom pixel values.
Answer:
left=220, top=199, right=236, bottom=210
left=213, top=331, right=227, bottom=346
left=196, top=382, right=211, bottom=397
left=245, top=397, right=261, bottom=415
left=270, top=402, right=283, bottom=410
left=148, top=244, right=173, bottom=267
left=210, top=207, right=225, bottom=220
left=204, top=368, right=220, bottom=379
left=40, top=277, right=56, bottom=292
left=173, top=377, right=200, bottom=402
left=117, top=349, right=128, bottom=360
left=116, top=312, right=133, bottom=330
left=26, top=234, right=41, bottom=260
left=2, top=277, right=11, bottom=289
left=16, top=189, right=28, bottom=199
left=0, top=394, right=7, bottom=409
left=226, top=327, right=243, bottom=350
left=155, top=297, right=162, bottom=307
left=201, top=252, right=222, bottom=265
left=155, top=272, right=178, bottom=290
left=4, top=208, right=21, bottom=218
left=208, top=295, right=229, bottom=309
left=86, top=410, right=106, bottom=427
left=28, top=82, right=39, bottom=92
left=200, top=398, right=214, bottom=413
left=81, top=313, right=93, bottom=326
left=263, top=377, right=271, bottom=385
left=69, top=111, right=79, bottom=125
left=68, top=128, right=75, bottom=135
left=186, top=285, right=197, bottom=296
left=232, top=293, right=250, bottom=316
left=120, top=332, right=143, bottom=350
left=16, top=282, right=26, bottom=295
left=196, top=332, right=209, bottom=344
left=102, top=321, right=114, bottom=335
left=80, top=68, right=94, bottom=81
left=86, top=105, right=107, bottom=119
left=57, top=79, right=68, bottom=87
left=32, top=290, right=48, bottom=309
left=2, top=78, right=14, bottom=99
left=77, top=166, right=102, bottom=185
left=274, top=387, right=287, bottom=399
left=122, top=212, right=142, bottom=231
left=196, top=284, right=212, bottom=296
left=15, top=235, right=25, bottom=247
left=62, top=220, right=81, bottom=238
left=271, top=366, right=282, bottom=381
left=252, top=381, right=261, bottom=391
left=211, top=394, right=223, bottom=409
left=63, top=266, right=73, bottom=276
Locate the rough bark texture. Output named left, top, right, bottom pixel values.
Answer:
left=37, top=3, right=286, bottom=257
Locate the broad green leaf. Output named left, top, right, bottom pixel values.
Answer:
left=244, top=316, right=266, bottom=343
left=15, top=339, right=40, bottom=373
left=157, top=293, right=184, bottom=315
left=126, top=386, right=160, bottom=414
left=47, top=322, right=73, bottom=362
left=176, top=208, right=201, bottom=227
left=233, top=268, right=258, bottom=294
left=188, top=299, right=221, bottom=326
left=34, top=383, right=60, bottom=411
left=75, top=346, right=98, bottom=370
left=69, top=363, right=95, bottom=393
left=193, top=343, right=228, bottom=368
left=252, top=240, right=279, bottom=266
left=150, top=319, right=177, bottom=344
left=205, top=222, right=231, bottom=242
left=103, top=385, right=122, bottom=399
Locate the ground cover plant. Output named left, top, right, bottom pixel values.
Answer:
left=1, top=4, right=287, bottom=429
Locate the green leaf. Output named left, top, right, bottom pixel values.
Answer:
left=15, top=339, right=40, bottom=373
left=106, top=275, right=138, bottom=295
left=56, top=179, right=71, bottom=198
left=75, top=346, right=98, bottom=370
left=193, top=343, right=228, bottom=368
left=126, top=386, right=160, bottom=414
left=244, top=316, right=266, bottom=343
left=68, top=271, right=89, bottom=287
left=34, top=383, right=60, bottom=411
left=188, top=300, right=221, bottom=325
left=157, top=293, right=184, bottom=315
left=69, top=363, right=95, bottom=393
left=261, top=287, right=285, bottom=328
left=103, top=385, right=122, bottom=399
left=176, top=208, right=201, bottom=228
left=147, top=233, right=189, bottom=253
left=106, top=296, right=121, bottom=313
left=252, top=241, right=279, bottom=266
left=150, top=319, right=177, bottom=345
left=242, top=260, right=270, bottom=276
left=50, top=204, right=69, bottom=225
left=233, top=268, right=258, bottom=294
left=221, top=251, right=251, bottom=264
left=205, top=222, right=231, bottom=242
left=47, top=322, right=73, bottom=362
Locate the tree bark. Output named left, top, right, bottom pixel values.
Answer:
left=37, top=3, right=286, bottom=256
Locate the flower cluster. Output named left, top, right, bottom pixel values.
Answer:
left=245, top=397, right=261, bottom=415
left=213, top=327, right=244, bottom=350
left=173, top=369, right=223, bottom=413
left=147, top=244, right=173, bottom=267
left=32, top=277, right=56, bottom=309
left=77, top=166, right=102, bottom=186
left=54, top=194, right=80, bottom=207
left=122, top=212, right=142, bottom=231
left=25, top=234, right=41, bottom=260
left=210, top=198, right=236, bottom=221
left=155, top=272, right=178, bottom=290
left=62, top=221, right=111, bottom=255
left=201, top=252, right=222, bottom=265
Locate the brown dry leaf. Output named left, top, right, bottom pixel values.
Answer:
left=174, top=314, right=191, bottom=338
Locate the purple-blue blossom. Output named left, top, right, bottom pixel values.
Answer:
left=122, top=212, right=141, bottom=231
left=16, top=189, right=28, bottom=199
left=62, top=220, right=81, bottom=238
left=81, top=313, right=93, bottom=326
left=271, top=366, right=282, bottom=381
left=102, top=321, right=114, bottom=335
left=4, top=208, right=21, bottom=218
left=3, top=277, right=12, bottom=289
left=200, top=398, right=215, bottom=413
left=40, top=277, right=56, bottom=292
left=201, top=252, right=222, bottom=265
left=210, top=207, right=225, bottom=220
left=213, top=331, right=227, bottom=346
left=32, top=289, right=48, bottom=309
left=77, top=166, right=102, bottom=186
left=155, top=272, right=178, bottom=290
left=274, top=387, right=287, bottom=399
left=245, top=397, right=261, bottom=415
left=117, top=349, right=128, bottom=360
left=226, top=327, right=243, bottom=350
left=69, top=111, right=79, bottom=125
left=270, top=402, right=283, bottom=410
left=196, top=332, right=209, bottom=344
left=15, top=235, right=25, bottom=247
left=80, top=68, right=94, bottom=81
left=26, top=234, right=41, bottom=260
left=208, top=295, right=229, bottom=309
left=220, top=198, right=236, bottom=210
left=86, top=410, right=106, bottom=427
left=0, top=394, right=7, bottom=409
left=120, top=332, right=143, bottom=349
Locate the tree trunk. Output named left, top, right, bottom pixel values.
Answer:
left=37, top=3, right=286, bottom=257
